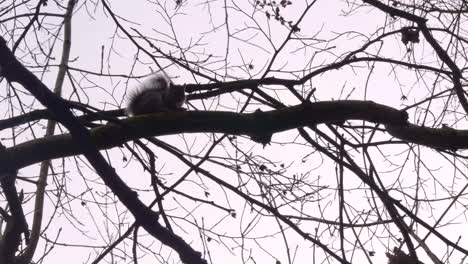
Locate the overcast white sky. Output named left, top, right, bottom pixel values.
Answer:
left=2, top=0, right=467, bottom=263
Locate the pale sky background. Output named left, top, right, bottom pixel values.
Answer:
left=1, top=0, right=467, bottom=263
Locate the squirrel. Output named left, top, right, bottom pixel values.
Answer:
left=126, top=73, right=186, bottom=116
left=386, top=247, right=424, bottom=264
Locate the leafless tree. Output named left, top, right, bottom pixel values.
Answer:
left=0, top=0, right=467, bottom=263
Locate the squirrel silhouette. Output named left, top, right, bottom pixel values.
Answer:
left=126, top=73, right=185, bottom=116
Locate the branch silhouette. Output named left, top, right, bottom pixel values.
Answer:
left=2, top=100, right=466, bottom=171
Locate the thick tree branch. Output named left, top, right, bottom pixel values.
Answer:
left=1, top=100, right=465, bottom=171
left=0, top=100, right=406, bottom=169
left=2, top=99, right=467, bottom=172
left=0, top=159, right=29, bottom=263
left=0, top=37, right=207, bottom=264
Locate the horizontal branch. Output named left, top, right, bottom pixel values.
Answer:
left=0, top=100, right=417, bottom=167
left=385, top=123, right=467, bottom=150
left=2, top=100, right=467, bottom=170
